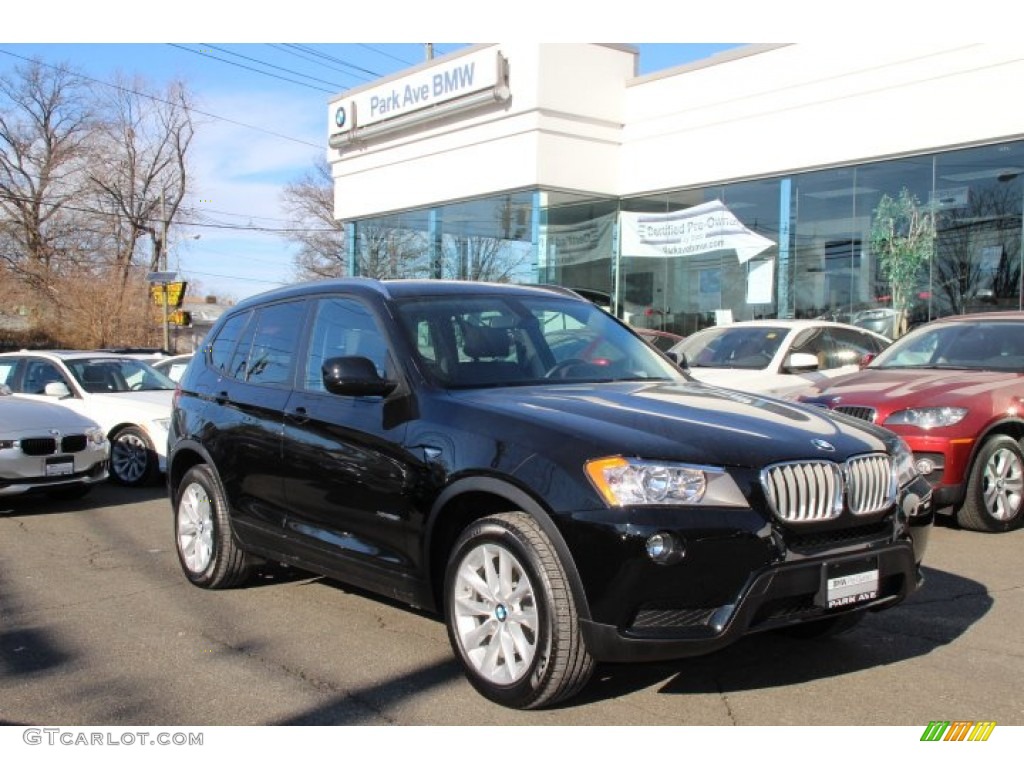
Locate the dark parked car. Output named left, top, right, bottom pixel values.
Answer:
left=799, top=311, right=1024, bottom=533
left=168, top=279, right=933, bottom=708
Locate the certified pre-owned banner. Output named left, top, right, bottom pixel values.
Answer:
left=620, top=200, right=775, bottom=263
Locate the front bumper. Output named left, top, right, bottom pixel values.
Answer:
left=555, top=475, right=933, bottom=663
left=581, top=544, right=921, bottom=662
left=0, top=458, right=109, bottom=497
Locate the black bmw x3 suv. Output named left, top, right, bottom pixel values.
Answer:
left=168, top=278, right=933, bottom=708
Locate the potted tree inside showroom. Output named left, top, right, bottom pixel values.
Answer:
left=871, top=187, right=935, bottom=338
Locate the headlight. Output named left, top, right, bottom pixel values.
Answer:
left=86, top=427, right=107, bottom=446
left=892, top=438, right=918, bottom=489
left=884, top=407, right=967, bottom=429
left=585, top=457, right=747, bottom=507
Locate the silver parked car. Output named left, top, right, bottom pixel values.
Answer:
left=0, top=387, right=109, bottom=500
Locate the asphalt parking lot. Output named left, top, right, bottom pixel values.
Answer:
left=1, top=483, right=1022, bottom=726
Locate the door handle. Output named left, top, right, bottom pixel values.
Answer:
left=287, top=406, right=310, bottom=424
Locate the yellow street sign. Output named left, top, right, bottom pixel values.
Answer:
left=149, top=281, right=188, bottom=308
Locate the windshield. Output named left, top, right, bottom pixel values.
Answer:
left=869, top=320, right=1024, bottom=371
left=395, top=294, right=683, bottom=388
left=671, top=325, right=788, bottom=370
left=67, top=358, right=176, bottom=393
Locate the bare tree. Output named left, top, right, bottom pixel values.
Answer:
left=0, top=59, right=94, bottom=300
left=442, top=234, right=531, bottom=282
left=88, top=74, right=194, bottom=286
left=355, top=220, right=427, bottom=279
left=280, top=156, right=346, bottom=280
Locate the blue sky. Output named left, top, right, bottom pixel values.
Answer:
left=1, top=39, right=744, bottom=300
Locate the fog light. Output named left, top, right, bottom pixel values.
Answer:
left=645, top=532, right=684, bottom=564
left=915, top=458, right=935, bottom=475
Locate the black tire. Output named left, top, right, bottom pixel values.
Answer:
left=956, top=435, right=1024, bottom=533
left=779, top=611, right=865, bottom=639
left=174, top=464, right=249, bottom=588
left=109, top=426, right=158, bottom=487
left=444, top=511, right=594, bottom=709
left=47, top=484, right=92, bottom=501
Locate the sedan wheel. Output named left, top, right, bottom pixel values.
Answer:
left=957, top=435, right=1024, bottom=532
left=110, top=426, right=155, bottom=486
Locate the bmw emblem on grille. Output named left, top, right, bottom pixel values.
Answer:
left=812, top=439, right=835, bottom=452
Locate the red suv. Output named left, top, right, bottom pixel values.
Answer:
left=799, top=312, right=1024, bottom=532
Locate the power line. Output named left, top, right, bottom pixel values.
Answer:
left=199, top=43, right=350, bottom=90
left=268, top=44, right=369, bottom=88
left=0, top=48, right=326, bottom=151
left=283, top=44, right=383, bottom=79
left=167, top=44, right=335, bottom=94
left=358, top=44, right=416, bottom=67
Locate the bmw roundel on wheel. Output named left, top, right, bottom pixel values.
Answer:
left=167, top=278, right=933, bottom=709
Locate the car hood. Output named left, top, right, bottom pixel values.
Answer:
left=0, top=396, right=99, bottom=434
left=802, top=368, right=1024, bottom=408
left=450, top=381, right=891, bottom=468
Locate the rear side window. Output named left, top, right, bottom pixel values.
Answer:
left=210, top=311, right=252, bottom=376
left=240, top=301, right=307, bottom=386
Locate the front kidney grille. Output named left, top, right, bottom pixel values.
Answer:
left=60, top=435, right=87, bottom=453
left=761, top=461, right=843, bottom=522
left=762, top=453, right=895, bottom=524
left=846, top=454, right=895, bottom=515
left=20, top=438, right=57, bottom=456
left=834, top=405, right=876, bottom=423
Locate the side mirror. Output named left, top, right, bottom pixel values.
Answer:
left=785, top=352, right=819, bottom=372
left=44, top=382, right=72, bottom=398
left=667, top=351, right=688, bottom=369
left=322, top=356, right=396, bottom=397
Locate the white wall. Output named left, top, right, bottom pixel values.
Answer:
left=621, top=43, right=1024, bottom=195
left=330, top=43, right=1024, bottom=222
left=330, top=44, right=635, bottom=220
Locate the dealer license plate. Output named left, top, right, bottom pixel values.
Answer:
left=818, top=558, right=879, bottom=609
left=45, top=457, right=74, bottom=477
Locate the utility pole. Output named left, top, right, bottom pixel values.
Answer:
left=160, top=191, right=170, bottom=352
left=425, top=44, right=434, bottom=61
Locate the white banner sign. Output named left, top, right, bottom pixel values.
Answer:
left=620, top=200, right=775, bottom=263
left=539, top=212, right=615, bottom=267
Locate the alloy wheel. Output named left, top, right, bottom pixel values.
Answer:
left=112, top=432, right=149, bottom=484
left=982, top=447, right=1024, bottom=521
left=177, top=481, right=215, bottom=574
left=452, top=542, right=539, bottom=685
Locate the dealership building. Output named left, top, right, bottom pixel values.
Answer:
left=327, top=43, right=1024, bottom=335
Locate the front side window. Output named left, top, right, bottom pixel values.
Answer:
left=23, top=360, right=71, bottom=394
left=67, top=358, right=175, bottom=392
left=675, top=326, right=788, bottom=370
left=303, top=297, right=392, bottom=391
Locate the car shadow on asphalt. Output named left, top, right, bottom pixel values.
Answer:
left=567, top=564, right=991, bottom=707
left=0, top=480, right=168, bottom=517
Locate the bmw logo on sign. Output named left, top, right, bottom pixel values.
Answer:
left=334, top=106, right=347, bottom=129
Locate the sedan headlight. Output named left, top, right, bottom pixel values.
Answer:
left=892, top=438, right=918, bottom=489
left=86, top=427, right=107, bottom=446
left=585, top=457, right=747, bottom=507
left=884, top=407, right=967, bottom=429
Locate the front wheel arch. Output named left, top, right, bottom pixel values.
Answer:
left=425, top=477, right=591, bottom=622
